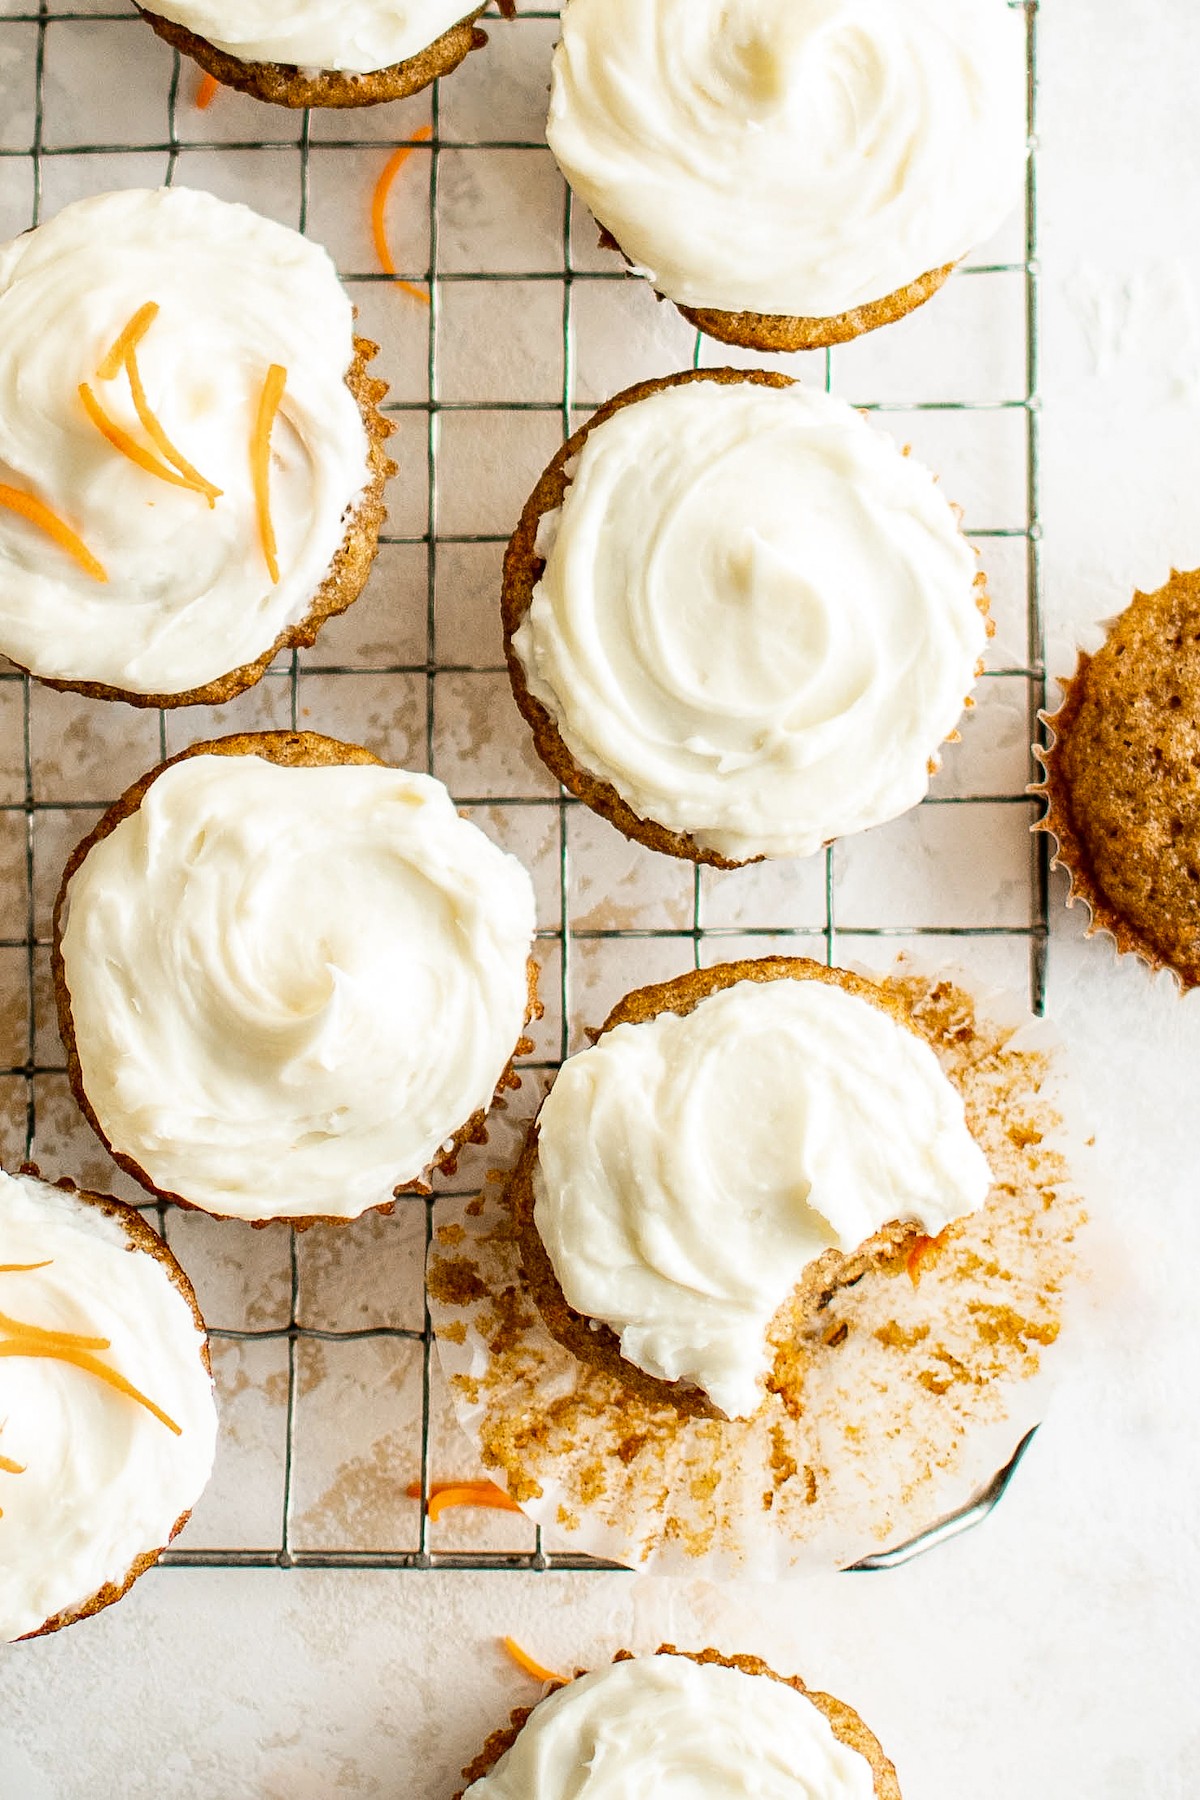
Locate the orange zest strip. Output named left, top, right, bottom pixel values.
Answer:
left=123, top=346, right=222, bottom=508
left=0, top=1262, right=52, bottom=1273
left=0, top=1340, right=181, bottom=1436
left=404, top=1480, right=523, bottom=1522
left=0, top=483, right=107, bottom=583
left=195, top=72, right=220, bottom=110
left=97, top=301, right=160, bottom=383
left=252, top=363, right=287, bottom=585
left=371, top=128, right=433, bottom=307
left=79, top=382, right=203, bottom=498
left=501, top=1638, right=566, bottom=1686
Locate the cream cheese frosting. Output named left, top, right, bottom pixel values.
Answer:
left=143, top=0, right=477, bottom=74
left=547, top=0, right=1028, bottom=319
left=463, top=1654, right=878, bottom=1800
left=0, top=188, right=371, bottom=695
left=532, top=976, right=992, bottom=1419
left=512, top=378, right=987, bottom=862
left=58, top=753, right=538, bottom=1223
left=0, top=1169, right=217, bottom=1643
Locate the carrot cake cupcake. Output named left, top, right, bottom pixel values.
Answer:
left=429, top=956, right=1088, bottom=1573
left=1036, top=569, right=1200, bottom=988
left=52, top=733, right=538, bottom=1226
left=510, top=960, right=989, bottom=1420
left=0, top=1165, right=217, bottom=1642
left=546, top=0, right=1029, bottom=351
left=139, top=0, right=514, bottom=108
left=458, top=1647, right=900, bottom=1799
left=505, top=371, right=990, bottom=866
left=0, top=187, right=391, bottom=707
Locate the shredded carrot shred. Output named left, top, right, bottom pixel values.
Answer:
left=195, top=72, right=220, bottom=110
left=0, top=1340, right=181, bottom=1435
left=97, top=301, right=160, bottom=384
left=0, top=1306, right=110, bottom=1351
left=405, top=1480, right=523, bottom=1522
left=252, top=364, right=287, bottom=585
left=501, top=1638, right=566, bottom=1685
left=123, top=347, right=222, bottom=507
left=79, top=382, right=203, bottom=497
left=905, top=1233, right=939, bottom=1286
left=0, top=483, right=107, bottom=583
left=0, top=1262, right=52, bottom=1273
left=0, top=1454, right=23, bottom=1475
left=372, top=128, right=433, bottom=307
left=93, top=304, right=222, bottom=506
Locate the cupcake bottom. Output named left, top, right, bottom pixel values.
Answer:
left=455, top=1646, right=902, bottom=1800
left=138, top=6, right=510, bottom=108
left=21, top=336, right=393, bottom=710
left=675, top=263, right=957, bottom=353
left=429, top=961, right=1088, bottom=1576
left=510, top=959, right=931, bottom=1420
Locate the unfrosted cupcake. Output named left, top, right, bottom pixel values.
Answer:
left=504, top=370, right=990, bottom=866
left=1036, top=568, right=1200, bottom=987
left=52, top=733, right=538, bottom=1226
left=509, top=958, right=990, bottom=1420
left=0, top=187, right=391, bottom=707
left=0, top=1166, right=217, bottom=1642
left=458, top=1647, right=901, bottom=1799
left=140, top=0, right=514, bottom=108
left=547, top=0, right=1028, bottom=351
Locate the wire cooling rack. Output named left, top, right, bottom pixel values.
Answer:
left=0, top=0, right=1046, bottom=1574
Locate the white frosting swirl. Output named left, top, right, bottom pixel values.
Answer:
left=58, top=753, right=537, bottom=1223
left=533, top=975, right=991, bottom=1419
left=547, top=0, right=1028, bottom=318
left=145, top=0, right=478, bottom=74
left=0, top=1169, right=217, bottom=1643
left=0, top=188, right=371, bottom=695
left=513, top=379, right=986, bottom=862
left=463, top=1654, right=878, bottom=1800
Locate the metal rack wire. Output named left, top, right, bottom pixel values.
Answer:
left=0, top=0, right=1046, bottom=1574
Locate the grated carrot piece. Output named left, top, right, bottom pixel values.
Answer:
left=0, top=483, right=107, bottom=583
left=79, top=382, right=206, bottom=499
left=0, top=1339, right=181, bottom=1436
left=0, top=1454, right=23, bottom=1475
left=123, top=345, right=222, bottom=508
left=405, top=1479, right=523, bottom=1521
left=905, top=1233, right=939, bottom=1287
left=195, top=72, right=220, bottom=110
left=97, top=301, right=159, bottom=384
left=372, top=128, right=433, bottom=307
left=0, top=1307, right=110, bottom=1351
left=501, top=1638, right=566, bottom=1685
left=0, top=1262, right=52, bottom=1273
left=251, top=363, right=287, bottom=585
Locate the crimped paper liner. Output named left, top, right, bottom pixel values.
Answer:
left=1032, top=642, right=1195, bottom=989
left=428, top=962, right=1091, bottom=1578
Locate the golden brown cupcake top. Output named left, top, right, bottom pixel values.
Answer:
left=1039, top=568, right=1200, bottom=986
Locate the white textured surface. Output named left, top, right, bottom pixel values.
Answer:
left=1, top=1, right=1198, bottom=1797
